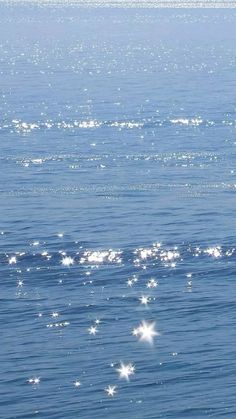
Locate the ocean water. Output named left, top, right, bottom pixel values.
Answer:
left=0, top=4, right=236, bottom=419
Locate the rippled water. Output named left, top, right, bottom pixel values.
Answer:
left=1, top=4, right=236, bottom=419
left=2, top=1, right=236, bottom=8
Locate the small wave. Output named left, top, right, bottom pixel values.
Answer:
left=1, top=116, right=235, bottom=133
left=2, top=242, right=235, bottom=270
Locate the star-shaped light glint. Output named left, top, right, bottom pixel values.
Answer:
left=17, top=280, right=24, bottom=287
left=139, top=295, right=150, bottom=306
left=61, top=256, right=74, bottom=267
left=74, top=380, right=81, bottom=388
left=146, top=278, right=158, bottom=288
left=28, top=377, right=40, bottom=385
left=127, top=279, right=134, bottom=287
left=9, top=256, right=17, bottom=265
left=127, top=275, right=138, bottom=287
left=88, top=325, right=98, bottom=335
left=132, top=321, right=159, bottom=345
left=116, top=362, right=135, bottom=381
left=51, top=312, right=59, bottom=318
left=105, top=385, right=117, bottom=396
left=132, top=327, right=140, bottom=337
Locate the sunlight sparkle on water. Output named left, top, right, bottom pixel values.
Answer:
left=132, top=321, right=159, bottom=345
left=28, top=377, right=40, bottom=385
left=17, top=280, right=24, bottom=287
left=205, top=246, right=222, bottom=258
left=105, top=385, right=117, bottom=397
left=61, top=256, right=74, bottom=266
left=146, top=278, right=158, bottom=288
left=88, top=325, right=98, bottom=335
left=139, top=295, right=151, bottom=306
left=9, top=256, right=17, bottom=265
left=117, top=362, right=135, bottom=381
left=80, top=249, right=122, bottom=264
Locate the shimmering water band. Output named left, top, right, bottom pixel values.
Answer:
left=1, top=0, right=236, bottom=7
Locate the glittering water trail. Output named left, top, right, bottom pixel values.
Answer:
left=1, top=237, right=236, bottom=417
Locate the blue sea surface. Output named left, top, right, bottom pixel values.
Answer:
left=0, top=4, right=236, bottom=418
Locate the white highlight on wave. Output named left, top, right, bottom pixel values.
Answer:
left=80, top=249, right=122, bottom=264
left=28, top=377, right=40, bottom=385
left=61, top=256, right=74, bottom=266
left=170, top=118, right=203, bottom=126
left=6, top=117, right=236, bottom=134
left=134, top=242, right=180, bottom=267
left=46, top=321, right=70, bottom=328
left=105, top=385, right=117, bottom=397
left=132, top=320, right=159, bottom=345
left=10, top=118, right=142, bottom=133
left=134, top=242, right=161, bottom=262
left=192, top=245, right=235, bottom=258
left=110, top=121, right=143, bottom=129
left=204, top=246, right=222, bottom=258
left=116, top=362, right=135, bottom=381
left=8, top=256, right=17, bottom=265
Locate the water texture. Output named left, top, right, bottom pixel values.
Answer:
left=1, top=1, right=236, bottom=8
left=0, top=4, right=236, bottom=419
